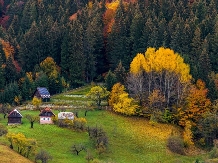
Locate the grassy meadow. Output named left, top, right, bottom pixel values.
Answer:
left=0, top=85, right=207, bottom=163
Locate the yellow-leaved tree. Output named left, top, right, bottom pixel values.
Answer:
left=40, top=57, right=59, bottom=79
left=127, top=47, right=192, bottom=110
left=86, top=86, right=110, bottom=109
left=113, top=92, right=138, bottom=116
left=109, top=83, right=138, bottom=115
left=108, top=82, right=125, bottom=107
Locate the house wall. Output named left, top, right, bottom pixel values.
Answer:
left=8, top=118, right=21, bottom=125
left=40, top=116, right=53, bottom=124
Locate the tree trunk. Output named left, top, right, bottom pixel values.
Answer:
left=31, top=122, right=34, bottom=128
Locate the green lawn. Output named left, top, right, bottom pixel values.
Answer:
left=0, top=85, right=207, bottom=163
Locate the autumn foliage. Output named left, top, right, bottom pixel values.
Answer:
left=128, top=47, right=192, bottom=110
left=0, top=39, right=14, bottom=59
left=109, top=83, right=138, bottom=115
left=178, top=79, right=212, bottom=126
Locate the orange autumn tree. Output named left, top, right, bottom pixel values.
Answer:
left=0, top=39, right=15, bottom=59
left=178, top=79, right=212, bottom=126
left=127, top=47, right=192, bottom=110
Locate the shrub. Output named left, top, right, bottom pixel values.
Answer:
left=0, top=124, right=8, bottom=136
left=35, top=149, right=52, bottom=163
left=167, top=135, right=185, bottom=155
left=208, top=147, right=218, bottom=159
left=57, top=119, right=73, bottom=128
left=73, top=117, right=87, bottom=131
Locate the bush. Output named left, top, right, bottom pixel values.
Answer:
left=35, top=149, right=52, bottom=163
left=0, top=124, right=8, bottom=136
left=167, top=135, right=185, bottom=155
left=73, top=117, right=87, bottom=131
left=57, top=119, right=73, bottom=128
left=209, top=147, right=218, bottom=159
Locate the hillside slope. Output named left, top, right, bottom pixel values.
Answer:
left=0, top=145, right=33, bottom=163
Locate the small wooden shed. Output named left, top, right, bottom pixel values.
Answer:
left=8, top=109, right=22, bottom=125
left=39, top=107, right=55, bottom=124
left=33, top=87, right=50, bottom=102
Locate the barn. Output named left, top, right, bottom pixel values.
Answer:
left=33, top=87, right=50, bottom=102
left=7, top=109, right=22, bottom=125
left=39, top=107, right=55, bottom=124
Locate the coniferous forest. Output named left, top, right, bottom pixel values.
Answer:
left=1, top=0, right=218, bottom=159
left=0, top=0, right=218, bottom=103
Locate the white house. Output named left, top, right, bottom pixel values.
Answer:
left=58, top=112, right=74, bottom=120
left=39, top=107, right=55, bottom=124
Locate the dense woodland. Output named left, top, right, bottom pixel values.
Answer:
left=0, top=0, right=218, bottom=150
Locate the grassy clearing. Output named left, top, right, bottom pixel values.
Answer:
left=0, top=85, right=207, bottom=162
left=0, top=110, right=204, bottom=163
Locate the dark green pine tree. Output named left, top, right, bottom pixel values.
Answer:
left=7, top=15, right=21, bottom=39
left=170, top=23, right=184, bottom=53
left=60, top=30, right=70, bottom=82
left=140, top=17, right=153, bottom=51
left=180, top=22, right=193, bottom=55
left=114, top=61, right=126, bottom=85
left=209, top=21, right=218, bottom=72
left=0, top=54, right=5, bottom=90
left=198, top=38, right=211, bottom=82
left=130, top=3, right=145, bottom=56
left=104, top=70, right=117, bottom=91
left=19, top=21, right=45, bottom=72
left=78, top=6, right=98, bottom=83
left=92, top=2, right=107, bottom=76
left=157, top=16, right=168, bottom=47
left=21, top=77, right=29, bottom=101
left=107, top=0, right=131, bottom=70
left=69, top=20, right=85, bottom=87
left=34, top=71, right=49, bottom=88
left=190, top=26, right=202, bottom=80
left=5, top=56, right=17, bottom=83
left=45, top=19, right=62, bottom=65
left=159, top=0, right=175, bottom=21
left=191, top=0, right=207, bottom=24
left=20, top=0, right=38, bottom=32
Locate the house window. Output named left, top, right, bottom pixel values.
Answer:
left=43, top=118, right=45, bottom=120
left=47, top=118, right=50, bottom=120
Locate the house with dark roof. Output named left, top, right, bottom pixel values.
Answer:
left=39, top=107, right=55, bottom=124
left=8, top=109, right=22, bottom=125
left=33, top=87, right=50, bottom=102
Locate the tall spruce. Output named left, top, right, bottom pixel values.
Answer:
left=0, top=54, right=5, bottom=90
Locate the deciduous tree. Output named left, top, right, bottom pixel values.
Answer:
left=86, top=86, right=109, bottom=109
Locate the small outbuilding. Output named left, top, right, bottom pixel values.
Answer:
left=39, top=107, right=55, bottom=124
left=8, top=109, right=22, bottom=125
left=58, top=112, right=74, bottom=120
left=33, top=87, right=50, bottom=102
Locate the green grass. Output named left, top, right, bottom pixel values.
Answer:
left=0, top=85, right=207, bottom=163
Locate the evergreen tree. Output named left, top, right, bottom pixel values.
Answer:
left=114, top=61, right=126, bottom=85
left=198, top=38, right=211, bottom=82
left=130, top=4, right=145, bottom=56
left=5, top=56, right=17, bottom=83
left=209, top=20, right=218, bottom=72
left=104, top=70, right=117, bottom=91
left=190, top=27, right=202, bottom=79
left=20, top=0, right=38, bottom=32
left=0, top=54, right=5, bottom=90
left=61, top=20, right=85, bottom=87
left=19, top=21, right=41, bottom=71
left=107, top=0, right=132, bottom=69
